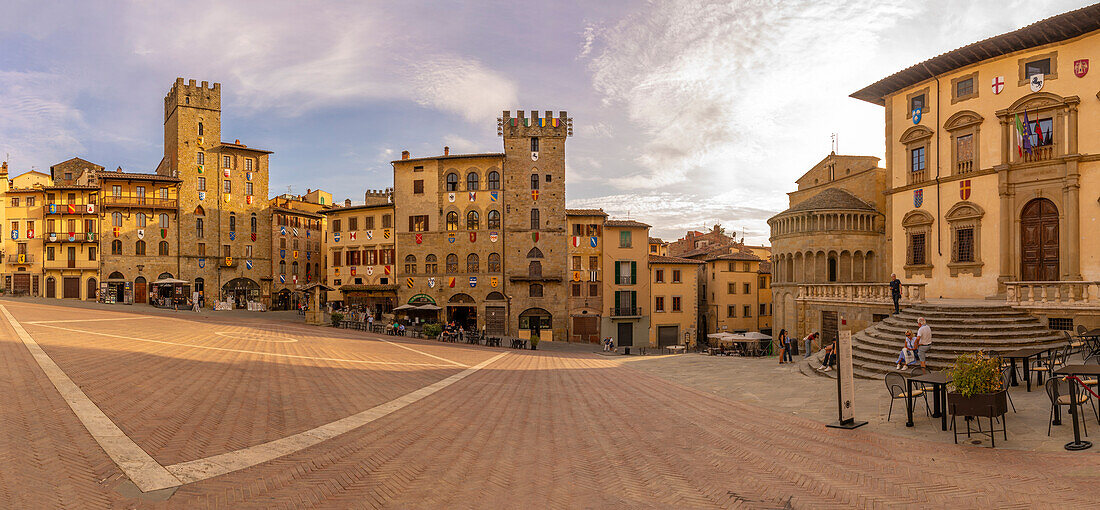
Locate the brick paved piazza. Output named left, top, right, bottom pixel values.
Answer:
left=1, top=299, right=1099, bottom=509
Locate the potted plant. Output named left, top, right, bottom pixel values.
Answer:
left=422, top=323, right=442, bottom=339
left=330, top=312, right=344, bottom=328
left=947, top=351, right=1008, bottom=417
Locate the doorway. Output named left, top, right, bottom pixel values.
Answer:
left=63, top=277, right=80, bottom=299
left=657, top=325, right=679, bottom=347
left=1021, top=198, right=1059, bottom=281
left=821, top=311, right=838, bottom=345
left=45, top=277, right=56, bottom=298
left=572, top=316, right=599, bottom=343
left=447, top=306, right=477, bottom=330
left=134, top=276, right=147, bottom=304
left=616, top=322, right=634, bottom=347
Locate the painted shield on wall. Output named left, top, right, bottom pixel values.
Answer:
left=960, top=180, right=971, bottom=200
left=914, top=189, right=924, bottom=208
left=490, top=232, right=498, bottom=243
left=428, top=277, right=436, bottom=288
left=1074, top=59, right=1089, bottom=78
left=911, top=108, right=921, bottom=124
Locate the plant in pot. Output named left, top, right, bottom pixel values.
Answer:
left=422, top=322, right=442, bottom=339
left=330, top=312, right=344, bottom=328
left=947, top=351, right=1007, bottom=418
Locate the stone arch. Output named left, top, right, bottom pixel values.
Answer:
left=899, top=125, right=934, bottom=144
left=943, top=109, right=984, bottom=130
left=839, top=250, right=852, bottom=283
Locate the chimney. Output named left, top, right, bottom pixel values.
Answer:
left=401, top=150, right=410, bottom=160
left=344, top=198, right=352, bottom=207
left=234, top=139, right=241, bottom=145
left=444, top=146, right=450, bottom=156
left=0, top=161, right=7, bottom=175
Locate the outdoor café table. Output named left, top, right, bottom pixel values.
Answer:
left=906, top=371, right=952, bottom=431
left=1001, top=346, right=1054, bottom=391
left=1053, top=365, right=1100, bottom=451
left=1080, top=329, right=1100, bottom=361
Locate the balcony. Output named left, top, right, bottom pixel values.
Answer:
left=43, top=203, right=96, bottom=215
left=44, top=232, right=98, bottom=243
left=1021, top=144, right=1056, bottom=164
left=617, top=276, right=635, bottom=285
left=101, top=196, right=178, bottom=209
left=797, top=283, right=927, bottom=306
left=908, top=169, right=927, bottom=185
left=955, top=160, right=973, bottom=174
left=610, top=306, right=642, bottom=318
left=43, top=258, right=98, bottom=270
left=1005, top=281, right=1100, bottom=310
left=6, top=254, right=34, bottom=264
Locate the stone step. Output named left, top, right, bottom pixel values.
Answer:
left=866, top=326, right=1056, bottom=338
left=855, top=333, right=1066, bottom=348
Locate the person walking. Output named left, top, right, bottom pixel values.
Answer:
left=889, top=273, right=902, bottom=314
left=916, top=317, right=933, bottom=369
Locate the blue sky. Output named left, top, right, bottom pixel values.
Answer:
left=0, top=0, right=1090, bottom=243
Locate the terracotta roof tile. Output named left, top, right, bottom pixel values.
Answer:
left=649, top=254, right=705, bottom=265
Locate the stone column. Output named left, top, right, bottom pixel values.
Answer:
left=997, top=166, right=1013, bottom=293
left=1064, top=159, right=1082, bottom=280
left=999, top=116, right=1011, bottom=165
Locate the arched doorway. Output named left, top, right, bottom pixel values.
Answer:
left=519, top=308, right=552, bottom=341
left=45, top=277, right=56, bottom=298
left=222, top=278, right=260, bottom=308
left=447, top=293, right=477, bottom=330
left=1021, top=198, right=1059, bottom=281
left=86, top=277, right=97, bottom=301
left=134, top=276, right=147, bottom=304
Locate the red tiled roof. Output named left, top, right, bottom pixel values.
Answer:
left=649, top=254, right=705, bottom=265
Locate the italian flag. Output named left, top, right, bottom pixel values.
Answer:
left=1014, top=113, right=1025, bottom=157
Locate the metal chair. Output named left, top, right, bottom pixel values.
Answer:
left=1000, top=368, right=1016, bottom=413
left=1046, top=377, right=1091, bottom=437
left=1031, top=345, right=1068, bottom=388
left=886, top=372, right=930, bottom=422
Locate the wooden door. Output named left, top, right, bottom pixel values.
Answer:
left=571, top=316, right=599, bottom=343
left=485, top=306, right=506, bottom=335
left=67, top=247, right=76, bottom=269
left=134, top=278, right=147, bottom=304
left=821, top=311, right=838, bottom=345
left=63, top=277, right=80, bottom=299
left=46, top=278, right=56, bottom=298
left=13, top=274, right=30, bottom=294
left=1021, top=198, right=1059, bottom=281
left=657, top=325, right=679, bottom=347
left=617, top=322, right=634, bottom=347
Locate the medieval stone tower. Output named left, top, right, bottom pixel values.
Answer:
left=161, top=78, right=273, bottom=303
left=500, top=110, right=571, bottom=341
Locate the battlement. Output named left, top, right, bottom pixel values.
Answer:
left=498, top=109, right=573, bottom=138
left=365, top=188, right=394, bottom=206
left=164, top=77, right=222, bottom=119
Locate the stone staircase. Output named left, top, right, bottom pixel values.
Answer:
left=851, top=302, right=1067, bottom=378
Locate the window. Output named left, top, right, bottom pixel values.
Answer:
left=672, top=296, right=681, bottom=312
left=446, top=253, right=458, bottom=273
left=89, top=247, right=97, bottom=261
left=910, top=93, right=924, bottom=113
left=112, top=240, right=122, bottom=255
left=84, top=219, right=93, bottom=232
left=727, top=282, right=736, bottom=294
left=487, top=171, right=500, bottom=190
left=198, top=122, right=203, bottom=136
left=223, top=179, right=232, bottom=194
left=545, top=174, right=551, bottom=183
left=655, top=269, right=664, bottom=283
left=159, top=241, right=169, bottom=256
left=245, top=158, right=253, bottom=172
left=572, top=283, right=581, bottom=297
left=198, top=243, right=206, bottom=256
left=47, top=219, right=55, bottom=232
left=530, top=173, right=539, bottom=190
left=383, top=214, right=392, bottom=228
left=135, top=213, right=146, bottom=227
left=404, top=255, right=417, bottom=274
left=466, top=253, right=479, bottom=272
left=250, top=214, right=257, bottom=233
left=672, top=269, right=681, bottom=283
left=485, top=252, right=500, bottom=273
left=112, top=212, right=122, bottom=227
left=413, top=180, right=424, bottom=194
left=197, top=152, right=204, bottom=165
left=136, top=240, right=146, bottom=255
left=159, top=188, right=168, bottom=199
left=530, top=137, right=539, bottom=152
left=1025, top=58, right=1050, bottom=78
left=466, top=210, right=479, bottom=230
left=446, top=211, right=459, bottom=231
left=743, top=262, right=751, bottom=272
left=655, top=296, right=665, bottom=312
left=530, top=209, right=540, bottom=230
left=332, top=220, right=341, bottom=232
left=955, top=134, right=974, bottom=173
left=467, top=172, right=479, bottom=191
left=903, top=210, right=934, bottom=276
left=445, top=173, right=458, bottom=191
left=956, top=78, right=973, bottom=97
left=743, top=305, right=752, bottom=317
left=196, top=218, right=204, bottom=238
left=245, top=245, right=253, bottom=258
left=279, top=260, right=286, bottom=274
left=112, top=185, right=121, bottom=197
left=743, top=283, right=751, bottom=294
left=410, top=215, right=429, bottom=232
left=9, top=197, right=17, bottom=207
left=529, top=283, right=543, bottom=297
left=26, top=197, right=34, bottom=206
left=135, top=187, right=144, bottom=200
left=615, top=260, right=636, bottom=285
left=908, top=233, right=927, bottom=266
left=572, top=256, right=582, bottom=271
left=761, top=304, right=768, bottom=316
left=228, top=214, right=235, bottom=232
left=619, top=230, right=632, bottom=248
left=910, top=147, right=926, bottom=182
left=425, top=254, right=438, bottom=273
left=487, top=210, right=501, bottom=229
left=364, top=216, right=375, bottom=229
left=332, top=250, right=342, bottom=267
left=292, top=261, right=299, bottom=275
left=198, top=177, right=206, bottom=190
left=246, top=182, right=253, bottom=196
left=349, top=217, right=358, bottom=231
left=589, top=283, right=599, bottom=296
left=223, top=155, right=231, bottom=168
left=945, top=201, right=984, bottom=276
left=589, top=256, right=599, bottom=270
left=1026, top=117, right=1054, bottom=148
left=955, top=227, right=974, bottom=263
left=727, top=305, right=735, bottom=318
left=1049, top=318, right=1074, bottom=331
left=529, top=260, right=542, bottom=277
left=46, top=246, right=55, bottom=261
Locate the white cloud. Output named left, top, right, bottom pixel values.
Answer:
left=0, top=71, right=86, bottom=171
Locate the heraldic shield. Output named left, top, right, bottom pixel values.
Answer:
left=914, top=189, right=923, bottom=208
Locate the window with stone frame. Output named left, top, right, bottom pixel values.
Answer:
left=488, top=253, right=501, bottom=272
left=1018, top=51, right=1057, bottom=86
left=425, top=254, right=438, bottom=273
left=899, top=125, right=933, bottom=185
left=902, top=210, right=934, bottom=277
left=446, top=211, right=459, bottom=231
left=529, top=283, right=543, bottom=297
left=466, top=172, right=479, bottom=191
left=950, top=71, right=979, bottom=104
left=945, top=201, right=984, bottom=276
left=404, top=254, right=417, bottom=275
left=445, top=173, right=459, bottom=191
left=905, top=86, right=929, bottom=120
left=446, top=253, right=458, bottom=273
left=487, top=210, right=501, bottom=229
left=112, top=240, right=122, bottom=255
left=466, top=210, right=479, bottom=230
left=944, top=110, right=983, bottom=175
left=487, top=171, right=500, bottom=190
left=466, top=253, right=479, bottom=273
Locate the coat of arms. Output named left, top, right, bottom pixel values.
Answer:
left=198, top=258, right=205, bottom=268
left=428, top=277, right=436, bottom=288
left=572, top=236, right=581, bottom=247
left=991, top=76, right=1004, bottom=94
left=415, top=233, right=423, bottom=244
left=1030, top=73, right=1044, bottom=92
left=490, top=232, right=498, bottom=243
left=366, top=266, right=373, bottom=275
left=469, top=192, right=476, bottom=202
left=448, top=193, right=455, bottom=203
left=469, top=277, right=477, bottom=287
left=914, top=189, right=924, bottom=208
left=960, top=180, right=971, bottom=200
left=490, top=277, right=498, bottom=288
left=911, top=108, right=921, bottom=125
left=1075, top=59, right=1089, bottom=78
left=137, top=229, right=144, bottom=239
left=469, top=232, right=476, bottom=243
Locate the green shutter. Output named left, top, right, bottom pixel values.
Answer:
left=630, top=261, right=637, bottom=284
left=631, top=291, right=637, bottom=311
left=614, top=291, right=621, bottom=310
left=614, top=261, right=621, bottom=283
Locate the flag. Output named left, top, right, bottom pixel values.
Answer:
left=1022, top=110, right=1033, bottom=155
left=1034, top=119, right=1044, bottom=147
left=1014, top=113, right=1024, bottom=157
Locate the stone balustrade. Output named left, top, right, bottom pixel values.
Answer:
left=1005, top=281, right=1100, bottom=309
left=796, top=283, right=927, bottom=305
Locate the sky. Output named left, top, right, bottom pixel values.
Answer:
left=0, top=0, right=1091, bottom=244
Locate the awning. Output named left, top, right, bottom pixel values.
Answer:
left=393, top=304, right=417, bottom=311
left=152, top=278, right=189, bottom=285
left=417, top=304, right=442, bottom=311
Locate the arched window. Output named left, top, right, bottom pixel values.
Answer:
left=446, top=253, right=458, bottom=273
left=445, top=172, right=459, bottom=191
left=228, top=214, right=236, bottom=232
left=487, top=210, right=501, bottom=229
left=488, top=253, right=501, bottom=272
left=136, top=213, right=146, bottom=227
left=529, top=260, right=542, bottom=277
left=466, top=172, right=479, bottom=191
left=159, top=213, right=169, bottom=229
left=279, top=260, right=286, bottom=274
left=487, top=171, right=500, bottom=190
left=195, top=205, right=205, bottom=216
left=425, top=254, right=438, bottom=273
left=404, top=254, right=417, bottom=274
left=112, top=212, right=122, bottom=227
left=135, top=240, right=146, bottom=255
left=196, top=218, right=204, bottom=238
left=446, top=211, right=459, bottom=231
left=250, top=213, right=257, bottom=233
left=527, top=247, right=544, bottom=258
left=111, top=239, right=122, bottom=255
left=466, top=253, right=479, bottom=273
left=159, top=241, right=169, bottom=256
left=292, top=261, right=299, bottom=275
left=530, top=174, right=539, bottom=190
left=531, top=208, right=540, bottom=230
left=467, top=210, right=480, bottom=230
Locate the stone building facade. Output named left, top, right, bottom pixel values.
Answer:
left=158, top=78, right=273, bottom=307
left=323, top=200, right=397, bottom=312
left=649, top=255, right=703, bottom=348
left=566, top=209, right=607, bottom=342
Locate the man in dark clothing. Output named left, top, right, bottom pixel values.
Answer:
left=889, top=273, right=902, bottom=314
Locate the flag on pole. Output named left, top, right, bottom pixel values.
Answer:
left=1022, top=110, right=1033, bottom=155
left=1034, top=118, right=1044, bottom=146
left=1014, top=113, right=1024, bottom=157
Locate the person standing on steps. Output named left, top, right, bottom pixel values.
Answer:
left=916, top=317, right=933, bottom=370
left=889, top=273, right=902, bottom=314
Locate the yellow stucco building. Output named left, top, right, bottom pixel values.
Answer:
left=649, top=254, right=702, bottom=348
